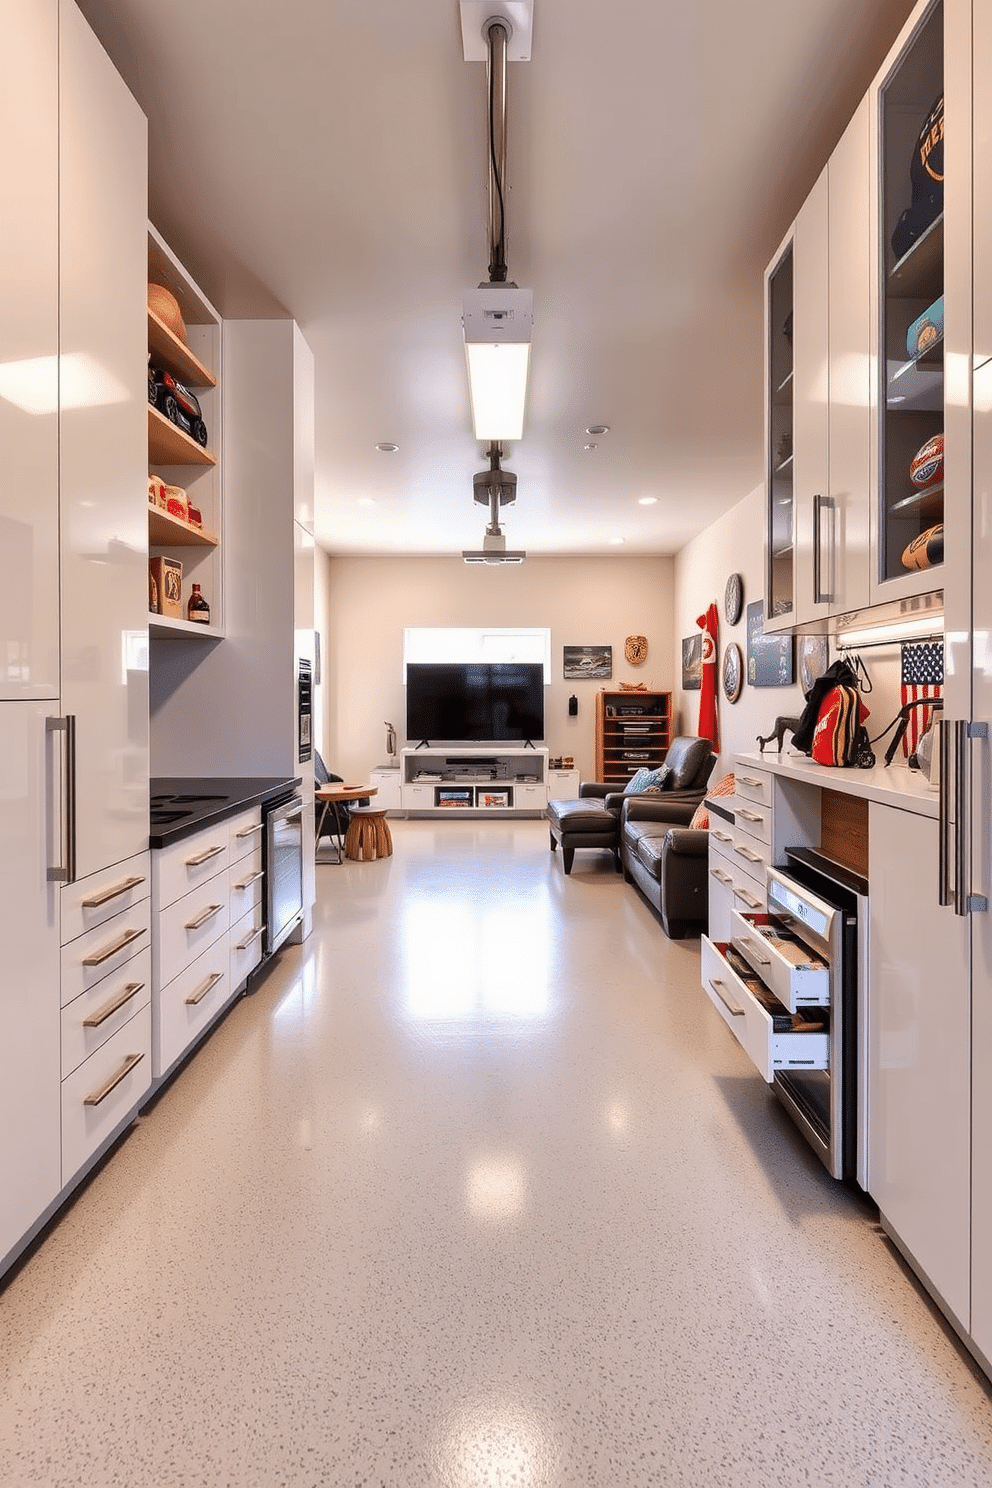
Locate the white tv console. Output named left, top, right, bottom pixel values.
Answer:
left=401, top=745, right=551, bottom=816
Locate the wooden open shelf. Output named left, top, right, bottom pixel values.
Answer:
left=148, top=405, right=216, bottom=467
left=148, top=506, right=219, bottom=548
left=148, top=309, right=216, bottom=389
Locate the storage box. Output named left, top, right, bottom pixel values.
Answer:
left=149, top=556, right=182, bottom=618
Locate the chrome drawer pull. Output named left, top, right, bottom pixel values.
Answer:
left=739, top=776, right=764, bottom=789
left=734, top=845, right=763, bottom=863
left=83, top=980, right=144, bottom=1027
left=711, top=829, right=732, bottom=843
left=185, top=844, right=225, bottom=867
left=185, top=971, right=223, bottom=1006
left=235, top=823, right=263, bottom=840
left=81, top=875, right=146, bottom=908
left=733, top=888, right=763, bottom=910
left=733, top=934, right=771, bottom=966
left=184, top=903, right=223, bottom=931
left=234, top=870, right=264, bottom=891
left=83, top=1051, right=144, bottom=1106
left=81, top=926, right=146, bottom=967
left=737, top=809, right=764, bottom=824
left=235, top=926, right=264, bottom=952
left=709, top=978, right=744, bottom=1017
left=709, top=867, right=732, bottom=885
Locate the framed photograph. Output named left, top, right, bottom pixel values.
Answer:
left=746, top=600, right=794, bottom=687
left=682, top=633, right=702, bottom=690
left=563, top=645, right=612, bottom=680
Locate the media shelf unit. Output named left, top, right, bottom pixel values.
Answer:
left=594, top=690, right=672, bottom=784
left=400, top=747, right=549, bottom=816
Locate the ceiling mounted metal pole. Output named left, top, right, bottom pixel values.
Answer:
left=486, top=18, right=509, bottom=283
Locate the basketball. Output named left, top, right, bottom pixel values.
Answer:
left=147, top=283, right=188, bottom=344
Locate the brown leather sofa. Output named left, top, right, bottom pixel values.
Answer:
left=547, top=736, right=714, bottom=877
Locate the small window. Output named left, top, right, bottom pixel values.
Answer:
left=403, top=627, right=550, bottom=681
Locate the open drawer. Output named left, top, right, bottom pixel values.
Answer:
left=701, top=937, right=830, bottom=1082
left=729, top=911, right=830, bottom=1010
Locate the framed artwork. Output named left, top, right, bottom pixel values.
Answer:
left=681, top=633, right=702, bottom=690
left=563, top=645, right=612, bottom=680
left=746, top=600, right=794, bottom=687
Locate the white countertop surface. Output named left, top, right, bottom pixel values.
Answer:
left=735, top=750, right=940, bottom=819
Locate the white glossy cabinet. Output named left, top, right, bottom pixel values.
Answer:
left=792, top=169, right=829, bottom=628
left=868, top=802, right=971, bottom=1325
left=369, top=767, right=403, bottom=812
left=0, top=703, right=61, bottom=1265
left=0, top=0, right=60, bottom=701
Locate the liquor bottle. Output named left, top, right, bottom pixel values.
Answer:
left=187, top=583, right=210, bottom=624
left=149, top=566, right=159, bottom=615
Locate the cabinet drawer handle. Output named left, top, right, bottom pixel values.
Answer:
left=81, top=875, right=146, bottom=908
left=737, top=809, right=764, bottom=824
left=732, top=934, right=771, bottom=966
left=739, top=776, right=765, bottom=789
left=734, top=845, right=763, bottom=864
left=185, top=970, right=224, bottom=1006
left=185, top=844, right=225, bottom=867
left=233, top=870, right=264, bottom=891
left=711, top=829, right=732, bottom=843
left=83, top=980, right=144, bottom=1027
left=235, top=823, right=263, bottom=840
left=83, top=1051, right=144, bottom=1106
left=235, top=926, right=264, bottom=952
left=184, top=903, right=223, bottom=931
left=733, top=888, right=763, bottom=910
left=709, top=978, right=744, bottom=1017
left=81, top=926, right=146, bottom=967
left=709, top=867, right=732, bottom=884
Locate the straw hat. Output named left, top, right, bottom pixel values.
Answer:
left=147, top=283, right=187, bottom=344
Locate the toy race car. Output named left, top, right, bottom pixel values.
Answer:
left=148, top=366, right=208, bottom=447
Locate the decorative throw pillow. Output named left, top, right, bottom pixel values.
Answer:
left=689, top=771, right=736, bottom=831
left=624, top=765, right=669, bottom=795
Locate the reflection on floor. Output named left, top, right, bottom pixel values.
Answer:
left=2, top=818, right=991, bottom=1486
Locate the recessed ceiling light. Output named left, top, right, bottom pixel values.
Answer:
left=608, top=536, right=625, bottom=546
left=586, top=424, right=610, bottom=436
left=584, top=442, right=598, bottom=451
left=375, top=441, right=399, bottom=453
left=638, top=496, right=658, bottom=506
left=358, top=497, right=376, bottom=507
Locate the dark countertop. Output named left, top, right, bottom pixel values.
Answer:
left=149, top=776, right=302, bottom=849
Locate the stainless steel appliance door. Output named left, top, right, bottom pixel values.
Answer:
left=266, top=795, right=304, bottom=954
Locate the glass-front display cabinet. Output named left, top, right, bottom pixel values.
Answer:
left=765, top=240, right=794, bottom=626
left=878, top=0, right=944, bottom=587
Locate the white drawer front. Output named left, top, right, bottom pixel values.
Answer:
left=735, top=770, right=772, bottom=808
left=153, top=935, right=233, bottom=1079
left=61, top=852, right=150, bottom=946
left=229, top=847, right=264, bottom=911
left=708, top=821, right=735, bottom=856
left=730, top=911, right=830, bottom=1010
left=60, top=900, right=151, bottom=1009
left=734, top=801, right=771, bottom=846
left=229, top=809, right=263, bottom=866
left=154, top=874, right=230, bottom=989
left=701, top=937, right=829, bottom=1082
left=730, top=824, right=770, bottom=878
left=514, top=784, right=545, bottom=808
left=62, top=947, right=151, bottom=1078
left=153, top=829, right=231, bottom=911
left=729, top=873, right=766, bottom=915
left=230, top=905, right=265, bottom=992
left=61, top=1002, right=151, bottom=1184
left=403, top=784, right=432, bottom=807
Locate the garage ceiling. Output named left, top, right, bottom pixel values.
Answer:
left=78, top=0, right=918, bottom=558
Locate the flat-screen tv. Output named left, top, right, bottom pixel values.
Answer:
left=406, top=662, right=545, bottom=743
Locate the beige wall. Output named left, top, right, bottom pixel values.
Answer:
left=320, top=554, right=674, bottom=782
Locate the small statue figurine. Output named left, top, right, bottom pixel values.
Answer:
left=756, top=716, right=800, bottom=753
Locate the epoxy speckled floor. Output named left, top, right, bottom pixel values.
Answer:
left=2, top=818, right=992, bottom=1486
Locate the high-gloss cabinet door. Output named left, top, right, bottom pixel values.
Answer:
left=0, top=703, right=61, bottom=1264
left=0, top=0, right=60, bottom=701
left=793, top=168, right=830, bottom=627
left=59, top=0, right=149, bottom=876
left=868, top=802, right=971, bottom=1328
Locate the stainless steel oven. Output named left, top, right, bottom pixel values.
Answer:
left=263, top=792, right=304, bottom=955
left=703, top=846, right=868, bottom=1184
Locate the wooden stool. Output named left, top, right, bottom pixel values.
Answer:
left=344, top=807, right=393, bottom=861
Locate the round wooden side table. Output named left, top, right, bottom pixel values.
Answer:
left=343, top=807, right=393, bottom=862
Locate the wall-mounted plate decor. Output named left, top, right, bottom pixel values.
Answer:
left=722, top=642, right=743, bottom=703
left=798, top=635, right=829, bottom=695
left=724, top=572, right=744, bottom=626
left=624, top=634, right=648, bottom=665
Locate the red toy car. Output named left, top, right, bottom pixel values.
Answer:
left=148, top=366, right=208, bottom=447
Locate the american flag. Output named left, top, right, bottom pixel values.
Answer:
left=900, top=683, right=941, bottom=757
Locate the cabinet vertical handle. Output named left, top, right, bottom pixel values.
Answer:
left=955, top=719, right=968, bottom=918
left=46, top=714, right=77, bottom=884
left=813, top=494, right=834, bottom=605
left=938, top=717, right=952, bottom=907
